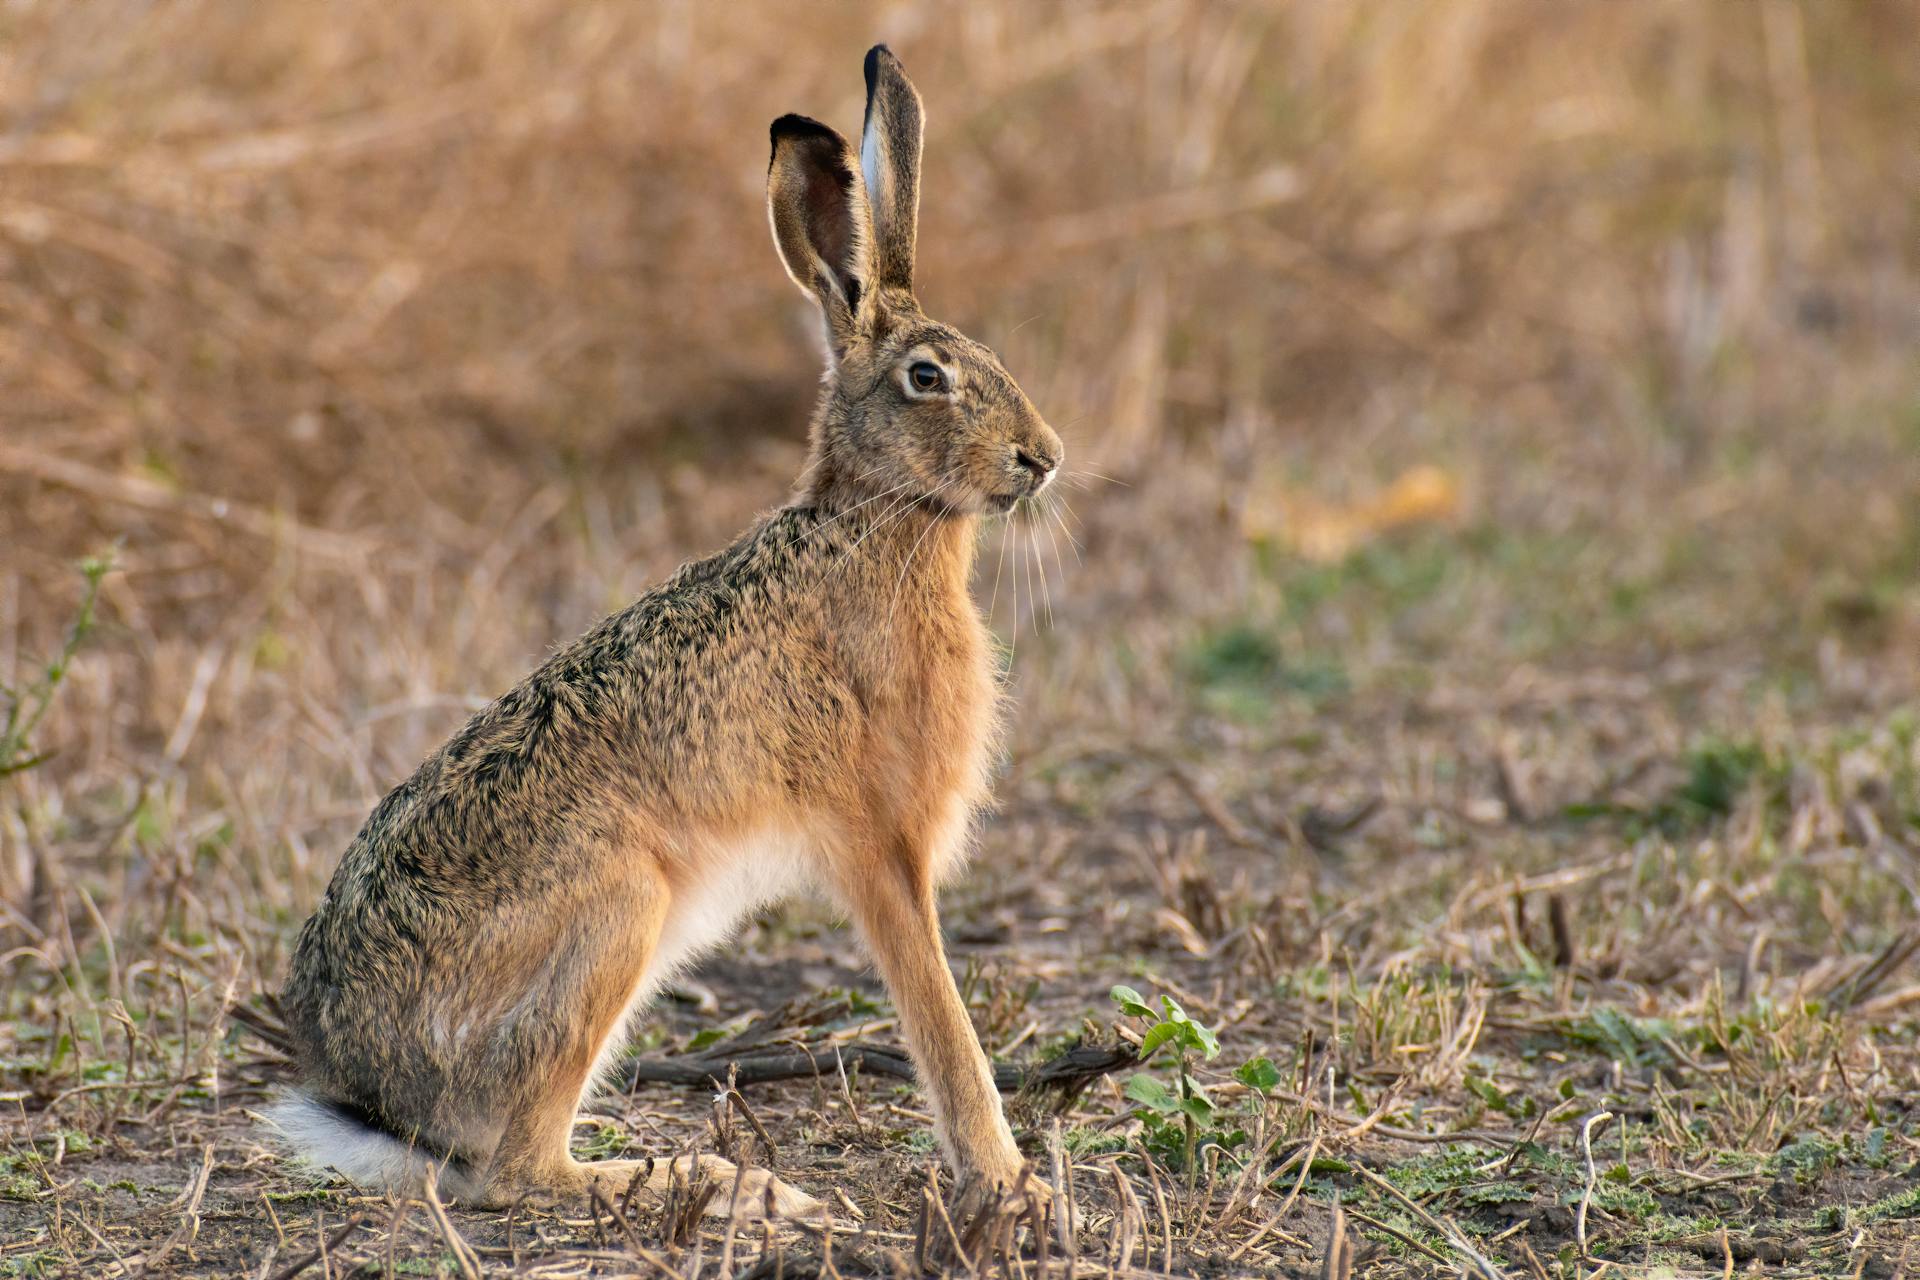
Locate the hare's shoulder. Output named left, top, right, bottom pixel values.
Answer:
left=583, top=505, right=826, bottom=650
left=448, top=507, right=836, bottom=751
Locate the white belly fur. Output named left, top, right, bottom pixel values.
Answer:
left=582, top=828, right=815, bottom=1098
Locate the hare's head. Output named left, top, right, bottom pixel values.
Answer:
left=770, top=47, right=1063, bottom=517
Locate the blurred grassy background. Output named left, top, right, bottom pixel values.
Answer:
left=6, top=2, right=1914, bottom=496
left=3, top=0, right=1918, bottom=1039
left=5, top=5, right=1920, bottom=1269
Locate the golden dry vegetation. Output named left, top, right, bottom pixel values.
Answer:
left=3, top=2, right=1919, bottom=1276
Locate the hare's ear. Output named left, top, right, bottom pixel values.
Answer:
left=769, top=114, right=876, bottom=356
left=860, top=45, right=924, bottom=293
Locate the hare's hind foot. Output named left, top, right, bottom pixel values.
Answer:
left=484, top=1154, right=821, bottom=1219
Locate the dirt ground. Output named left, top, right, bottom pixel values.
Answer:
left=7, top=597, right=1920, bottom=1276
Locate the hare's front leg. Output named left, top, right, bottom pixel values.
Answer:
left=842, top=845, right=1025, bottom=1190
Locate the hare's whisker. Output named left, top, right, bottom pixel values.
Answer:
left=1025, top=509, right=1036, bottom=634
left=837, top=468, right=958, bottom=585
left=1039, top=497, right=1072, bottom=588
left=831, top=484, right=925, bottom=569
left=1047, top=496, right=1085, bottom=564
left=1013, top=518, right=1026, bottom=632
left=1008, top=514, right=1022, bottom=665
left=818, top=478, right=910, bottom=529
left=1029, top=519, right=1054, bottom=631
left=986, top=511, right=1011, bottom=636
left=797, top=476, right=912, bottom=551
left=886, top=482, right=957, bottom=627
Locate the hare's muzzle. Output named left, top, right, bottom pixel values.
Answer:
left=1013, top=445, right=1058, bottom=493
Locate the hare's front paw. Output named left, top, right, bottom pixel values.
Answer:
left=956, top=1156, right=1053, bottom=1217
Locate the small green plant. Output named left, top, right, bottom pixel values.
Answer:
left=1112, top=984, right=1234, bottom=1172
left=1562, top=736, right=1784, bottom=836
left=1463, top=1072, right=1538, bottom=1120
left=0, top=1152, right=41, bottom=1202
left=2, top=554, right=111, bottom=779
left=1658, top=738, right=1774, bottom=830
left=2, top=1251, right=63, bottom=1279
left=1181, top=620, right=1348, bottom=719
left=573, top=1123, right=634, bottom=1160
left=1768, top=1134, right=1841, bottom=1185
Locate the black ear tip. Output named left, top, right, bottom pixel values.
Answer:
left=769, top=113, right=828, bottom=166
left=864, top=43, right=897, bottom=90
left=770, top=113, right=838, bottom=147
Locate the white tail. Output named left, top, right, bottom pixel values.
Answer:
left=262, top=1091, right=466, bottom=1198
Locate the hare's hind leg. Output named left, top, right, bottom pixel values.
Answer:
left=469, top=867, right=818, bottom=1218
left=467, top=866, right=668, bottom=1208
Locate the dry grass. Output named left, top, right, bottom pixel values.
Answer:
left=4, top=0, right=1920, bottom=1275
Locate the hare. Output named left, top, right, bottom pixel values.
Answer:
left=269, top=45, right=1063, bottom=1217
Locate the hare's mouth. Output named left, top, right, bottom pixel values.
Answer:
left=985, top=492, right=1021, bottom=515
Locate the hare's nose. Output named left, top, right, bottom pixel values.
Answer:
left=1013, top=445, right=1057, bottom=489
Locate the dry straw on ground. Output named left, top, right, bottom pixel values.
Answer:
left=3, top=1, right=1919, bottom=1276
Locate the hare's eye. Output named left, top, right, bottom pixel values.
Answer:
left=907, top=361, right=947, bottom=394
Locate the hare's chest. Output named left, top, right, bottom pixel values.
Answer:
left=906, top=620, right=1002, bottom=882
left=648, top=830, right=816, bottom=986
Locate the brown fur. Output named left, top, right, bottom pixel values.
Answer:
left=274, top=45, right=1064, bottom=1216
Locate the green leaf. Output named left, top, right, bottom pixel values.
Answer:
left=1139, top=1021, right=1183, bottom=1059
left=1234, top=1056, right=1281, bottom=1093
left=1464, top=1074, right=1513, bottom=1115
left=1124, top=1074, right=1176, bottom=1112
left=1191, top=1021, right=1221, bottom=1060
left=1160, top=995, right=1190, bottom=1024
left=684, top=1027, right=727, bottom=1052
left=1111, top=985, right=1155, bottom=1020
left=1178, top=1095, right=1216, bottom=1125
